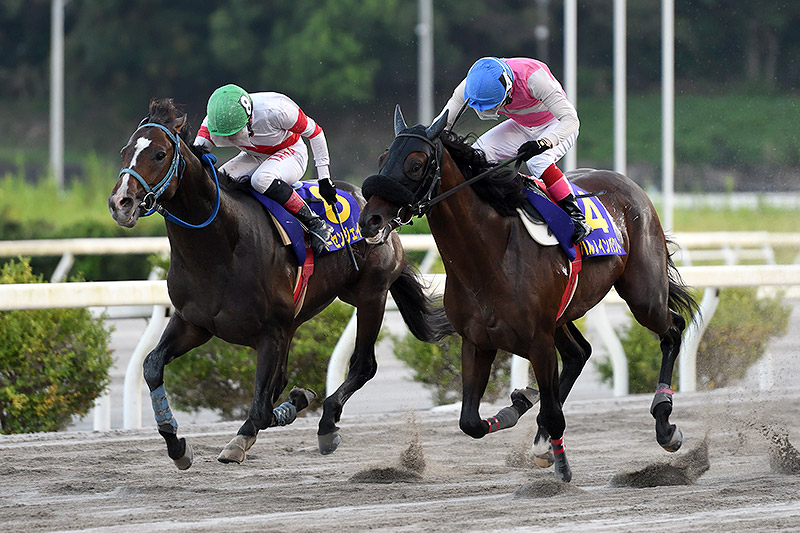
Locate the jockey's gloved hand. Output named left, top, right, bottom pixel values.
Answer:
left=318, top=176, right=338, bottom=206
left=230, top=174, right=252, bottom=190
left=517, top=138, right=553, bottom=160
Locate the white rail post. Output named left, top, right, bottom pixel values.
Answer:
left=678, top=288, right=719, bottom=392
left=123, top=304, right=169, bottom=429
left=586, top=303, right=628, bottom=397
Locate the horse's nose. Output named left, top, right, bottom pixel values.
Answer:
left=358, top=210, right=384, bottom=238
left=108, top=192, right=133, bottom=216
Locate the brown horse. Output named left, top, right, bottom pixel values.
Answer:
left=358, top=106, right=699, bottom=482
left=108, top=99, right=452, bottom=469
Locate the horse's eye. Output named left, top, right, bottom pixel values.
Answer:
left=412, top=163, right=422, bottom=173
left=155, top=151, right=167, bottom=161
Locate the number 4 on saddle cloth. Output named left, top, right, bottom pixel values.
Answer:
left=522, top=178, right=626, bottom=319
left=522, top=179, right=626, bottom=261
left=250, top=182, right=364, bottom=266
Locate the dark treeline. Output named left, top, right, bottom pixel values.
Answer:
left=2, top=0, right=799, bottom=180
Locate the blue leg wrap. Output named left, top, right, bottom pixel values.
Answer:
left=150, top=383, right=179, bottom=434
left=271, top=401, right=297, bottom=427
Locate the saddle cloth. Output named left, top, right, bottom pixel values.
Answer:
left=249, top=182, right=364, bottom=266
left=521, top=179, right=626, bottom=261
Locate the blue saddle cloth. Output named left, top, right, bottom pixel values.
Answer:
left=250, top=182, right=363, bottom=265
left=524, top=183, right=626, bottom=261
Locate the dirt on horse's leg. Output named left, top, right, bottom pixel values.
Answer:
left=458, top=341, right=497, bottom=439
left=319, top=299, right=385, bottom=455
left=651, top=311, right=686, bottom=453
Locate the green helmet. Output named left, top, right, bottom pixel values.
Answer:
left=206, top=84, right=253, bottom=136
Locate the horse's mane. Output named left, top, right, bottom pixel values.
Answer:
left=145, top=97, right=241, bottom=193
left=440, top=130, right=526, bottom=217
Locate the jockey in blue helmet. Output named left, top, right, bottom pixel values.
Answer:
left=440, top=56, right=592, bottom=244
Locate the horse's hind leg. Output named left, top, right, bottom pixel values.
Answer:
left=142, top=314, right=212, bottom=470
left=617, top=269, right=688, bottom=453
left=219, top=330, right=293, bottom=464
left=651, top=310, right=686, bottom=452
left=318, top=296, right=386, bottom=454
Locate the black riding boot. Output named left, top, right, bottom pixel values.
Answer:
left=557, top=193, right=593, bottom=244
left=294, top=202, right=334, bottom=255
left=264, top=180, right=333, bottom=255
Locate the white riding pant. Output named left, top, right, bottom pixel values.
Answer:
left=220, top=140, right=309, bottom=194
left=473, top=119, right=578, bottom=178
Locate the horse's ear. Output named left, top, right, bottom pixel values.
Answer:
left=394, top=104, right=407, bottom=136
left=170, top=114, right=187, bottom=135
left=425, top=109, right=448, bottom=140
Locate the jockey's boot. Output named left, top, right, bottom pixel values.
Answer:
left=557, top=193, right=593, bottom=244
left=264, top=180, right=333, bottom=255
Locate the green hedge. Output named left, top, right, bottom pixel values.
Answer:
left=0, top=258, right=113, bottom=433
left=163, top=300, right=355, bottom=420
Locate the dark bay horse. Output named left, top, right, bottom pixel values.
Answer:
left=358, top=106, right=699, bottom=482
left=109, top=99, right=452, bottom=469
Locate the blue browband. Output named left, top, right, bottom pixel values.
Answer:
left=118, top=122, right=220, bottom=229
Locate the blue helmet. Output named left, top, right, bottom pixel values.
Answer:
left=464, top=57, right=514, bottom=111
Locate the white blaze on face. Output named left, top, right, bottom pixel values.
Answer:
left=114, top=137, right=152, bottom=203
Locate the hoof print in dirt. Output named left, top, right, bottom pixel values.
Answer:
left=609, top=438, right=710, bottom=488
left=514, top=478, right=586, bottom=498
left=348, top=467, right=422, bottom=484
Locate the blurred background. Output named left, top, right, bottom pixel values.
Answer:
left=2, top=0, right=799, bottom=196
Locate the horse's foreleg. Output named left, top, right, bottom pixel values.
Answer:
left=142, top=315, right=212, bottom=470
left=219, top=333, right=291, bottom=464
left=319, top=302, right=384, bottom=455
left=531, top=338, right=571, bottom=482
left=458, top=340, right=497, bottom=439
left=652, top=310, right=686, bottom=453
left=555, top=322, right=592, bottom=403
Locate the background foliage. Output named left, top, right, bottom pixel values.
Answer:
left=1, top=1, right=799, bottom=187
left=0, top=258, right=112, bottom=433
left=163, top=300, right=354, bottom=420
left=595, top=288, right=791, bottom=393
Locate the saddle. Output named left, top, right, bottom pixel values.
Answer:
left=249, top=182, right=364, bottom=315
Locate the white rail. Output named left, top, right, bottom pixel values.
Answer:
left=3, top=235, right=800, bottom=430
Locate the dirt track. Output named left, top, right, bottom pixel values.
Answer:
left=2, top=386, right=799, bottom=532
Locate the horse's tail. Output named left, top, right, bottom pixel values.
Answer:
left=389, top=261, right=454, bottom=343
left=666, top=238, right=701, bottom=323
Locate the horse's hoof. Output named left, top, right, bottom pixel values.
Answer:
left=660, top=426, right=683, bottom=453
left=318, top=430, right=341, bottom=455
left=534, top=452, right=555, bottom=468
left=218, top=434, right=257, bottom=464
left=532, top=438, right=554, bottom=468
left=173, top=439, right=193, bottom=470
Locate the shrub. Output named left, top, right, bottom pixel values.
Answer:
left=595, top=288, right=790, bottom=392
left=163, top=300, right=355, bottom=420
left=696, top=288, right=790, bottom=388
left=0, top=258, right=113, bottom=434
left=394, top=334, right=520, bottom=405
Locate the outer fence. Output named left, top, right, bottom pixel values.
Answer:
left=2, top=235, right=800, bottom=430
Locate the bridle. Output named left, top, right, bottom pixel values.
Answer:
left=374, top=131, right=524, bottom=235
left=118, top=122, right=221, bottom=229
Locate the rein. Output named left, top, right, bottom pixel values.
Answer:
left=119, top=122, right=221, bottom=229
left=417, top=154, right=524, bottom=213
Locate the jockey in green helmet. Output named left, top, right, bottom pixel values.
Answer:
left=195, top=84, right=336, bottom=255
